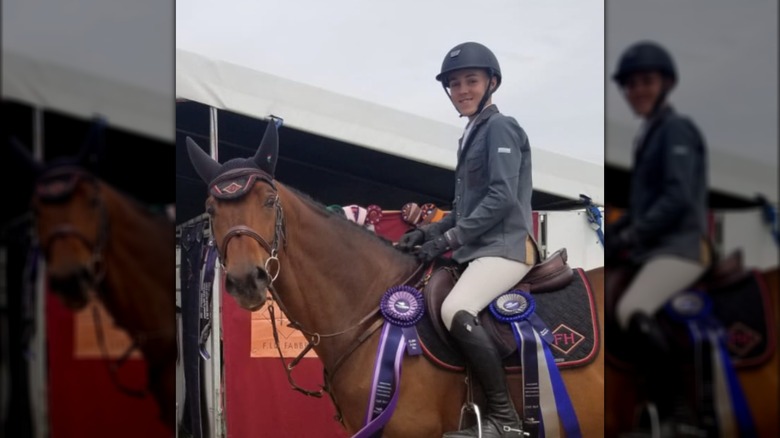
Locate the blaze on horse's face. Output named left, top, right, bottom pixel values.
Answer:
left=207, top=181, right=279, bottom=311
left=33, top=173, right=103, bottom=310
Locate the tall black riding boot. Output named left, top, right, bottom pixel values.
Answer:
left=443, top=310, right=524, bottom=438
left=628, top=312, right=699, bottom=437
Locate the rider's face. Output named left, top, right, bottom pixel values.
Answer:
left=447, top=69, right=495, bottom=119
left=621, top=71, right=668, bottom=118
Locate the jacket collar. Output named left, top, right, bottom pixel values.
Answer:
left=458, top=104, right=500, bottom=160
left=634, top=105, right=674, bottom=156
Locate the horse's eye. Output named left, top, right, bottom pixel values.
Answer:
left=264, top=197, right=276, bottom=208
left=206, top=205, right=215, bottom=216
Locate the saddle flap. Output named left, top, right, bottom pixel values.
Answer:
left=425, top=267, right=458, bottom=348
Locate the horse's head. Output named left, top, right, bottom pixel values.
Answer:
left=186, top=122, right=282, bottom=311
left=10, top=119, right=108, bottom=310
left=34, top=168, right=107, bottom=309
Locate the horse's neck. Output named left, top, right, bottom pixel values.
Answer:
left=99, top=183, right=175, bottom=346
left=274, top=187, right=417, bottom=367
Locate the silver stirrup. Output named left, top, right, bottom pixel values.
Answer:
left=633, top=402, right=661, bottom=438
left=458, top=402, right=483, bottom=437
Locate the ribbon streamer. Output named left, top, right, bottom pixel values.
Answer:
left=198, top=244, right=218, bottom=360
left=667, top=291, right=756, bottom=438
left=492, top=291, right=581, bottom=438
left=354, top=286, right=424, bottom=438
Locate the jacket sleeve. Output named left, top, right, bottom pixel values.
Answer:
left=633, top=118, right=702, bottom=240
left=452, top=116, right=525, bottom=245
left=421, top=211, right=455, bottom=240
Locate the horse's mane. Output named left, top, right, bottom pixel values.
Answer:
left=37, top=164, right=172, bottom=227
left=96, top=179, right=172, bottom=228
left=285, top=185, right=413, bottom=262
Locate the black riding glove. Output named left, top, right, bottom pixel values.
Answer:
left=606, top=226, right=638, bottom=261
left=416, top=229, right=461, bottom=263
left=397, top=229, right=425, bottom=252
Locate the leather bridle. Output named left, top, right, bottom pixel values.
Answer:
left=209, top=169, right=287, bottom=279
left=35, top=168, right=109, bottom=287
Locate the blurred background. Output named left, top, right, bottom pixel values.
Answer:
left=1, top=1, right=174, bottom=437
left=605, top=0, right=778, bottom=437
left=606, top=0, right=778, bottom=267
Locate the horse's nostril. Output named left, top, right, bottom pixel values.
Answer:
left=255, top=266, right=269, bottom=283
left=225, top=274, right=238, bottom=290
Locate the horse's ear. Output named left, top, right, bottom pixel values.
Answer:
left=9, top=137, right=44, bottom=179
left=186, top=137, right=221, bottom=184
left=77, top=116, right=108, bottom=169
left=253, top=121, right=279, bottom=177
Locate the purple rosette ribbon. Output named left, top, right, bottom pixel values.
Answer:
left=353, top=286, right=425, bottom=438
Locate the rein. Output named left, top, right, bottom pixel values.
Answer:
left=265, top=263, right=427, bottom=399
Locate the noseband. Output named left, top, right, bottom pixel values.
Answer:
left=209, top=168, right=287, bottom=279
left=35, top=167, right=109, bottom=286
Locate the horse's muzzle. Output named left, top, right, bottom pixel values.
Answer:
left=47, top=264, right=93, bottom=309
left=225, top=265, right=270, bottom=310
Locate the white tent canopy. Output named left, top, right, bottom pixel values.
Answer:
left=176, top=0, right=605, bottom=204
left=1, top=0, right=173, bottom=142
left=176, top=49, right=604, bottom=204
left=607, top=0, right=778, bottom=203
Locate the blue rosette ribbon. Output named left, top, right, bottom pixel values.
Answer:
left=490, top=290, right=581, bottom=438
left=665, top=290, right=756, bottom=437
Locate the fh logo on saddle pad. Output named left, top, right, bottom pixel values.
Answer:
left=551, top=324, right=585, bottom=355
left=726, top=322, right=762, bottom=358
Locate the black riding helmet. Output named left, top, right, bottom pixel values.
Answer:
left=436, top=42, right=501, bottom=117
left=612, top=41, right=677, bottom=86
left=613, top=41, right=678, bottom=118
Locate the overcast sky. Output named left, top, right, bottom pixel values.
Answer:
left=176, top=0, right=605, bottom=165
left=2, top=0, right=172, bottom=96
left=606, top=0, right=778, bottom=168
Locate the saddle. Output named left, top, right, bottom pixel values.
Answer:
left=605, top=249, right=776, bottom=369
left=420, top=248, right=600, bottom=371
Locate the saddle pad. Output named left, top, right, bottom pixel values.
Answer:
left=418, top=268, right=600, bottom=372
left=610, top=270, right=775, bottom=370
left=707, top=270, right=775, bottom=368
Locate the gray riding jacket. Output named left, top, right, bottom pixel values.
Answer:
left=425, top=105, right=535, bottom=265
left=621, top=106, right=710, bottom=264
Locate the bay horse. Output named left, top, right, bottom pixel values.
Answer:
left=186, top=122, right=605, bottom=437
left=605, top=264, right=779, bottom=438
left=10, top=139, right=176, bottom=432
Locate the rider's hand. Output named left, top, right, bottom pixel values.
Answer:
left=415, top=229, right=461, bottom=263
left=416, top=235, right=450, bottom=263
left=397, top=229, right=425, bottom=252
